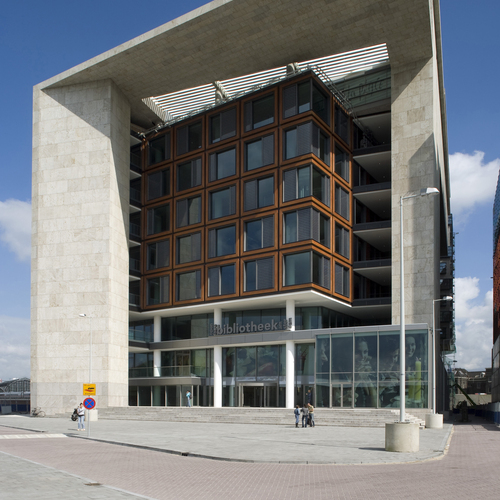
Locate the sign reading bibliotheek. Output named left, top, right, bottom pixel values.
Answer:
left=83, top=384, right=96, bottom=396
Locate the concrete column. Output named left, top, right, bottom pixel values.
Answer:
left=154, top=315, right=161, bottom=342
left=286, top=299, right=295, bottom=331
left=153, top=315, right=162, bottom=377
left=213, top=307, right=222, bottom=328
left=286, top=340, right=295, bottom=409
left=31, top=80, right=130, bottom=414
left=153, top=351, right=161, bottom=377
left=213, top=345, right=222, bottom=407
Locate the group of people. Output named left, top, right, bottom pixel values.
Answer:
left=294, top=403, right=315, bottom=427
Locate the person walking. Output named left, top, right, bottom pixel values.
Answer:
left=186, top=390, right=192, bottom=407
left=294, top=405, right=300, bottom=428
left=308, top=403, right=315, bottom=427
left=76, top=403, right=85, bottom=431
left=301, top=403, right=309, bottom=427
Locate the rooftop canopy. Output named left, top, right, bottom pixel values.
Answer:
left=36, top=0, right=443, bottom=129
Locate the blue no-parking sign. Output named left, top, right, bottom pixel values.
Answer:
left=83, top=397, right=96, bottom=410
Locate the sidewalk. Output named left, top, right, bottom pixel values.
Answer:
left=0, top=414, right=452, bottom=464
left=0, top=415, right=499, bottom=500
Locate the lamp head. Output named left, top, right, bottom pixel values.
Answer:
left=79, top=313, right=86, bottom=317
left=442, top=296, right=453, bottom=301
left=420, top=187, right=439, bottom=196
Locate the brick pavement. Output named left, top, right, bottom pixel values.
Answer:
left=0, top=419, right=498, bottom=500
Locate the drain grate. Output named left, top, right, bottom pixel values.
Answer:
left=85, top=482, right=102, bottom=486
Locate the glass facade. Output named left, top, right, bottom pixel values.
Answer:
left=127, top=71, right=434, bottom=411
left=315, top=329, right=428, bottom=409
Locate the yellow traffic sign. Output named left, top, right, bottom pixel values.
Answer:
left=83, top=384, right=96, bottom=396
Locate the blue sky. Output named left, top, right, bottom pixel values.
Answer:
left=0, top=0, right=498, bottom=379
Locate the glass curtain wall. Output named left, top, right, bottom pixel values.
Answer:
left=315, top=330, right=428, bottom=408
left=222, top=344, right=286, bottom=407
left=129, top=349, right=213, bottom=407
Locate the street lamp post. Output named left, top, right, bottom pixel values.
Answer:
left=432, top=296, right=453, bottom=413
left=399, top=188, right=439, bottom=423
left=386, top=187, right=439, bottom=452
left=79, top=313, right=92, bottom=437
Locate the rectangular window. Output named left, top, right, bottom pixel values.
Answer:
left=335, top=146, right=350, bottom=182
left=130, top=179, right=142, bottom=208
left=335, top=263, right=350, bottom=297
left=129, top=245, right=140, bottom=273
left=209, top=185, right=236, bottom=220
left=244, top=176, right=274, bottom=211
left=244, top=94, right=274, bottom=131
left=176, top=232, right=201, bottom=264
left=148, top=133, right=171, bottom=166
left=284, top=121, right=330, bottom=165
left=147, top=204, right=170, bottom=235
left=208, top=147, right=236, bottom=181
left=210, top=107, right=236, bottom=143
left=244, top=216, right=274, bottom=251
left=147, top=168, right=170, bottom=201
left=147, top=239, right=170, bottom=270
left=244, top=134, right=274, bottom=171
left=208, top=264, right=235, bottom=296
left=283, top=164, right=330, bottom=206
left=177, top=157, right=202, bottom=192
left=176, top=196, right=201, bottom=228
left=335, top=104, right=350, bottom=145
left=335, top=224, right=350, bottom=259
left=244, top=256, right=274, bottom=291
left=208, top=225, right=236, bottom=258
left=335, top=184, right=350, bottom=220
left=130, top=145, right=141, bottom=171
left=284, top=251, right=330, bottom=289
left=176, top=270, right=201, bottom=301
left=283, top=80, right=329, bottom=124
left=147, top=275, right=170, bottom=306
left=284, top=208, right=330, bottom=247
left=176, top=121, right=202, bottom=156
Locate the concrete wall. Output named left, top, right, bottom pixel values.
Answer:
left=31, top=80, right=130, bottom=414
left=390, top=57, right=442, bottom=329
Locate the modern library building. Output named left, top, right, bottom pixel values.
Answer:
left=31, top=0, right=454, bottom=415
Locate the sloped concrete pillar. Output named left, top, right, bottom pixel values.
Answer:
left=31, top=80, right=130, bottom=414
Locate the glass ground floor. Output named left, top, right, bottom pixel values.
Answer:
left=129, top=325, right=430, bottom=409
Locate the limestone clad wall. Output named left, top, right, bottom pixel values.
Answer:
left=31, top=80, right=130, bottom=414
left=390, top=57, right=442, bottom=329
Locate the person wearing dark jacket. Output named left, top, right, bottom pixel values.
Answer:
left=294, top=405, right=300, bottom=428
left=301, top=404, right=309, bottom=427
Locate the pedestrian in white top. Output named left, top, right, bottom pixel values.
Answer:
left=77, top=403, right=85, bottom=431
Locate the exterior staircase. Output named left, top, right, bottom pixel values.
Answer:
left=93, top=406, right=428, bottom=428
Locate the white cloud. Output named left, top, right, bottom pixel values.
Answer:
left=449, top=151, right=500, bottom=217
left=0, top=315, right=30, bottom=381
left=454, top=277, right=493, bottom=370
left=0, top=199, right=31, bottom=261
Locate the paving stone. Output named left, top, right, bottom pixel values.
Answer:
left=0, top=415, right=499, bottom=499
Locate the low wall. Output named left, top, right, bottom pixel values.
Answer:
left=474, top=401, right=500, bottom=424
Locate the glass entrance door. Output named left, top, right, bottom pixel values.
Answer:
left=238, top=383, right=277, bottom=407
left=242, top=385, right=263, bottom=407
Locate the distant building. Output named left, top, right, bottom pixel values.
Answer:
left=31, top=0, right=453, bottom=415
left=0, top=378, right=30, bottom=414
left=492, top=173, right=500, bottom=401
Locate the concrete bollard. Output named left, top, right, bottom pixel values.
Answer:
left=425, top=413, right=443, bottom=429
left=385, top=422, right=419, bottom=452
